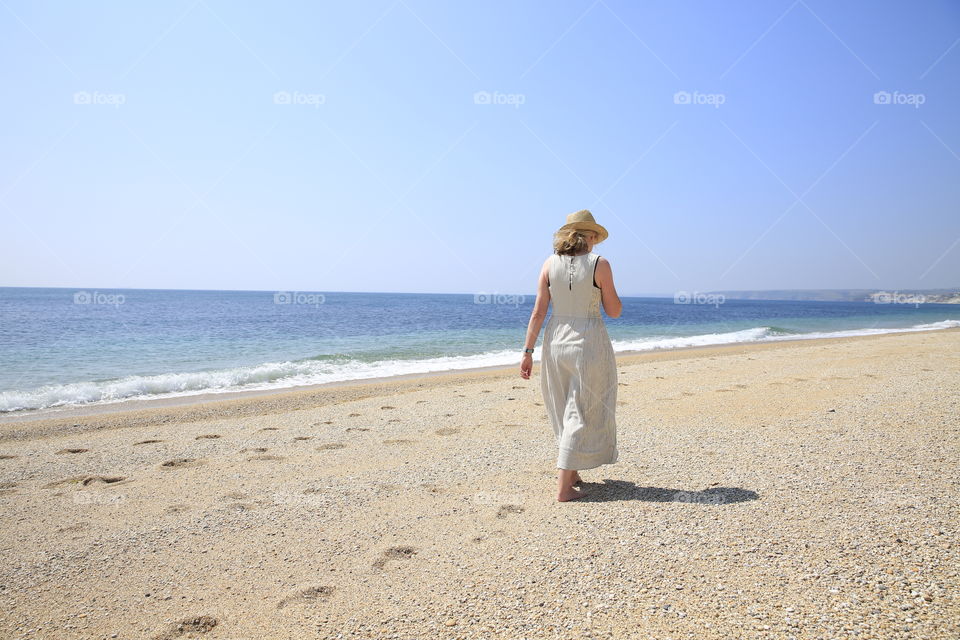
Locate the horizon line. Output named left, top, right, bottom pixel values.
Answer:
left=1, top=285, right=957, bottom=297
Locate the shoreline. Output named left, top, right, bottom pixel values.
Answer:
left=3, top=320, right=957, bottom=423
left=2, top=325, right=957, bottom=440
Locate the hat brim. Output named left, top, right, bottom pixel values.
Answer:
left=557, top=222, right=608, bottom=243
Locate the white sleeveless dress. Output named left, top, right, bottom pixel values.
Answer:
left=540, top=251, right=619, bottom=470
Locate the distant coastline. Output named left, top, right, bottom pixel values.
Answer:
left=693, top=288, right=960, bottom=304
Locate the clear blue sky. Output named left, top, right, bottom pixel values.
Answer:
left=2, top=0, right=958, bottom=296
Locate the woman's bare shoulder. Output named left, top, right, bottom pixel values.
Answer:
left=594, top=256, right=615, bottom=279
left=539, top=255, right=555, bottom=280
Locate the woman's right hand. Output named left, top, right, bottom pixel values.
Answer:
left=520, top=353, right=533, bottom=379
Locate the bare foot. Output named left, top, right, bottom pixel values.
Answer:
left=557, top=486, right=588, bottom=502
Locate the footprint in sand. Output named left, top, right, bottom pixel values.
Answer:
left=345, top=427, right=369, bottom=432
left=195, top=434, right=221, bottom=440
left=134, top=439, right=163, bottom=445
left=387, top=418, right=401, bottom=423
left=56, top=522, right=90, bottom=534
left=0, top=454, right=17, bottom=460
left=166, top=504, right=190, bottom=514
left=56, top=448, right=89, bottom=454
left=381, top=405, right=396, bottom=410
left=382, top=438, right=415, bottom=445
left=240, top=447, right=268, bottom=453
left=316, top=443, right=347, bottom=450
left=152, top=615, right=217, bottom=640
left=496, top=504, right=524, bottom=519
left=416, top=400, right=428, bottom=404
left=247, top=454, right=284, bottom=461
left=373, top=545, right=417, bottom=570
left=160, top=458, right=204, bottom=469
left=0, top=481, right=18, bottom=495
left=277, top=585, right=334, bottom=609
left=81, top=475, right=126, bottom=486
left=293, top=436, right=313, bottom=441
left=435, top=428, right=459, bottom=436
left=511, top=385, right=524, bottom=389
left=44, top=475, right=127, bottom=488
left=259, top=427, right=279, bottom=431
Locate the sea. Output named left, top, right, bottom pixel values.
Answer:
left=0, top=287, right=957, bottom=414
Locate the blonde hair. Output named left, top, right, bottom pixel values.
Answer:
left=553, top=228, right=595, bottom=256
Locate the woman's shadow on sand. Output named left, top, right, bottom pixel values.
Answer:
left=578, top=480, right=758, bottom=504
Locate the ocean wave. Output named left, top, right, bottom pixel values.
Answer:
left=0, top=349, right=524, bottom=413
left=610, top=319, right=960, bottom=352
left=2, top=319, right=957, bottom=413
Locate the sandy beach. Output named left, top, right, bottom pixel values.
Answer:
left=0, top=328, right=957, bottom=639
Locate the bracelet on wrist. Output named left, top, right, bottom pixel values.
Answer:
left=523, top=348, right=534, bottom=354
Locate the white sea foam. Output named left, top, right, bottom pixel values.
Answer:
left=2, top=319, right=957, bottom=413
left=610, top=319, right=960, bottom=352
left=0, top=350, right=524, bottom=413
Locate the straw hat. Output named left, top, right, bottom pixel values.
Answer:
left=557, top=209, right=608, bottom=243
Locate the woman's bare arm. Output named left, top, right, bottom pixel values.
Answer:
left=594, top=257, right=622, bottom=318
left=520, top=259, right=552, bottom=379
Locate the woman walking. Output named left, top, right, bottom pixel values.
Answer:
left=520, top=210, right=623, bottom=502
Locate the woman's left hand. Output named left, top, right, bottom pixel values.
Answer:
left=520, top=353, right=533, bottom=379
